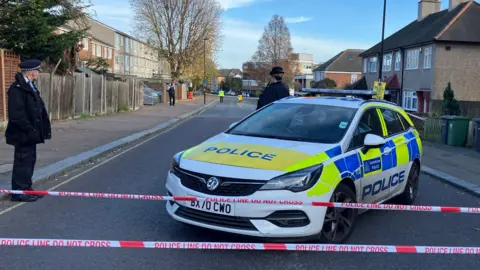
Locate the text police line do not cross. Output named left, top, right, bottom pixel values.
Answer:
left=1, top=190, right=480, bottom=214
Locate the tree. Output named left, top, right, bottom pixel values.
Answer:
left=131, top=0, right=223, bottom=79
left=86, top=57, right=110, bottom=74
left=442, top=82, right=461, bottom=115
left=0, top=0, right=91, bottom=73
left=183, top=53, right=218, bottom=90
left=221, top=76, right=242, bottom=91
left=250, top=15, right=297, bottom=88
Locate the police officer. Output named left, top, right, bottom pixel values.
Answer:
left=168, top=81, right=176, bottom=106
left=5, top=59, right=51, bottom=202
left=256, top=66, right=290, bottom=110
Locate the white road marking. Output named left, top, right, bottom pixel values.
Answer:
left=0, top=108, right=208, bottom=216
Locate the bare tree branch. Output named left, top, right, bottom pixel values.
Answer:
left=131, top=0, right=222, bottom=79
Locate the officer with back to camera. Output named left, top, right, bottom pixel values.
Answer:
left=256, top=66, right=290, bottom=110
left=5, top=59, right=51, bottom=202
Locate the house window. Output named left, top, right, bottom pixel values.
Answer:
left=95, top=45, right=101, bottom=57
left=82, top=38, right=89, bottom=51
left=368, top=57, right=377, bottom=73
left=120, top=35, right=124, bottom=46
left=348, top=53, right=353, bottom=60
left=107, top=48, right=112, bottom=59
left=382, top=53, right=392, bottom=71
left=403, top=91, right=418, bottom=111
left=104, top=47, right=107, bottom=58
left=395, top=51, right=401, bottom=71
left=406, top=48, right=420, bottom=70
left=363, top=59, right=368, bottom=73
left=424, top=46, right=432, bottom=69
left=320, top=72, right=326, bottom=80
left=125, top=37, right=129, bottom=50
left=115, top=33, right=120, bottom=49
left=351, top=74, right=358, bottom=84
left=115, top=55, right=119, bottom=64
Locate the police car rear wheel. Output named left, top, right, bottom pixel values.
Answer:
left=320, top=183, right=356, bottom=244
left=397, top=162, right=420, bottom=205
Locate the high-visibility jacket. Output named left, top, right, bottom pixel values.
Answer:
left=238, top=95, right=243, bottom=101
left=218, top=90, right=224, bottom=97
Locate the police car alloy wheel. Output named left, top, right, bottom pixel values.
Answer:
left=320, top=183, right=357, bottom=244
left=164, top=97, right=423, bottom=244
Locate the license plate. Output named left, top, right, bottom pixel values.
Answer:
left=187, top=200, right=235, bottom=216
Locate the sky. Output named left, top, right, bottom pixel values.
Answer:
left=89, top=0, right=454, bottom=69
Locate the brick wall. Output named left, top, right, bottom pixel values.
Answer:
left=325, top=72, right=361, bottom=89
left=1, top=49, right=21, bottom=124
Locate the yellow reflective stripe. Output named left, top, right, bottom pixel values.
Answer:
left=362, top=103, right=414, bottom=126
left=183, top=145, right=198, bottom=157
left=284, top=152, right=330, bottom=172
left=376, top=108, right=388, bottom=136
left=359, top=148, right=383, bottom=177
left=392, top=136, right=409, bottom=166
left=182, top=142, right=312, bottom=171
left=307, top=162, right=340, bottom=197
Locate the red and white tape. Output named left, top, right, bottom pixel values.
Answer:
left=1, top=238, right=479, bottom=254
left=2, top=189, right=479, bottom=214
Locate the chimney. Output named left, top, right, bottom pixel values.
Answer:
left=418, top=0, right=441, bottom=21
left=449, top=0, right=470, bottom=11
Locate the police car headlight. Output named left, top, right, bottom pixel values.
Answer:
left=260, top=164, right=323, bottom=192
left=170, top=151, right=184, bottom=174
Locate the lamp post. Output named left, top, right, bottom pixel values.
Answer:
left=378, top=0, right=387, bottom=82
left=203, top=37, right=208, bottom=105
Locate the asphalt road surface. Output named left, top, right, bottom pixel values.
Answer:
left=0, top=97, right=479, bottom=270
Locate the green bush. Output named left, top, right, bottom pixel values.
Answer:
left=442, top=82, right=460, bottom=116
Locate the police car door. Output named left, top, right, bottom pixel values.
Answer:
left=378, top=108, right=411, bottom=196
left=348, top=108, right=391, bottom=204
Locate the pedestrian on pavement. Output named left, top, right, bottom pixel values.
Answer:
left=256, top=66, right=290, bottom=110
left=218, top=89, right=224, bottom=103
left=168, top=81, right=176, bottom=106
left=5, top=59, right=51, bottom=202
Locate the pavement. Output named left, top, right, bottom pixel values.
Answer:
left=421, top=141, right=480, bottom=196
left=0, top=95, right=217, bottom=194
left=0, top=97, right=479, bottom=269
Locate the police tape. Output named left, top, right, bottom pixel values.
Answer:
left=1, top=189, right=479, bottom=214
left=0, top=237, right=479, bottom=254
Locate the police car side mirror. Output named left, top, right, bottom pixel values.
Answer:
left=229, top=122, right=238, bottom=129
left=361, top=134, right=386, bottom=154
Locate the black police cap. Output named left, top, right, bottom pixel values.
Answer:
left=269, top=66, right=284, bottom=75
left=18, top=59, right=42, bottom=71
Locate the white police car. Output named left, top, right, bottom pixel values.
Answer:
left=166, top=97, right=422, bottom=243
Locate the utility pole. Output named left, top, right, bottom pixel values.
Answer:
left=203, top=38, right=208, bottom=105
left=378, top=0, right=387, bottom=82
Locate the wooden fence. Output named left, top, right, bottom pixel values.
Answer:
left=36, top=73, right=143, bottom=121
left=0, top=49, right=21, bottom=125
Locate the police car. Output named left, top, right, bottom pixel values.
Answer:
left=166, top=97, right=422, bottom=243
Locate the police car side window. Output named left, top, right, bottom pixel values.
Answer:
left=349, top=109, right=383, bottom=149
left=380, top=109, right=405, bottom=136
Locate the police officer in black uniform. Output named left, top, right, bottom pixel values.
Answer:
left=5, top=59, right=51, bottom=202
left=256, top=66, right=290, bottom=110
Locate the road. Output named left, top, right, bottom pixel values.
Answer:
left=0, top=97, right=479, bottom=269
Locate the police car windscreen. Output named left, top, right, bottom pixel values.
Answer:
left=228, top=103, right=356, bottom=144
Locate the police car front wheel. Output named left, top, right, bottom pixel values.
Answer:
left=320, top=182, right=357, bottom=244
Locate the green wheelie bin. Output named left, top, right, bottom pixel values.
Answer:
left=446, top=116, right=471, bottom=146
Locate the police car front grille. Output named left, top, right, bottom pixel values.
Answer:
left=175, top=205, right=257, bottom=231
left=176, top=167, right=266, bottom=196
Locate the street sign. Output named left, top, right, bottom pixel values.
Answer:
left=202, top=80, right=207, bottom=86
left=373, top=81, right=386, bottom=100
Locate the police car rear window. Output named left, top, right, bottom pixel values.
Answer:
left=228, top=103, right=357, bottom=144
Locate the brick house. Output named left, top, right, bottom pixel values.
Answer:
left=312, top=49, right=365, bottom=89
left=59, top=20, right=115, bottom=72
left=360, top=0, right=480, bottom=115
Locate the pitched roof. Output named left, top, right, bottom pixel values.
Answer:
left=360, top=1, right=480, bottom=57
left=313, top=49, right=365, bottom=73
left=218, top=68, right=242, bottom=77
